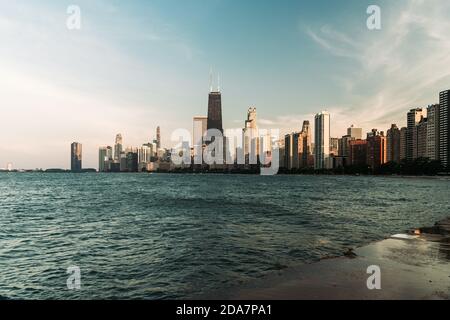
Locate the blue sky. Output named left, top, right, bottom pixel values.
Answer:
left=1, top=0, right=450, bottom=169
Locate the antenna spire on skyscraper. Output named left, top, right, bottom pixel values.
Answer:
left=217, top=73, right=220, bottom=92
left=209, top=67, right=213, bottom=92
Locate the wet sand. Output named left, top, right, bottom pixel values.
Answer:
left=215, top=219, right=450, bottom=300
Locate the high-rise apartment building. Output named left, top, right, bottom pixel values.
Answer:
left=349, top=140, right=368, bottom=166
left=386, top=124, right=401, bottom=163
left=400, top=127, right=407, bottom=161
left=414, top=118, right=428, bottom=159
left=427, top=104, right=440, bottom=161
left=299, top=121, right=312, bottom=168
left=314, top=111, right=331, bottom=170
left=439, top=90, right=450, bottom=169
left=407, top=108, right=425, bottom=161
left=330, top=137, right=339, bottom=156
left=366, top=129, right=387, bottom=171
left=284, top=132, right=300, bottom=170
left=71, top=142, right=82, bottom=172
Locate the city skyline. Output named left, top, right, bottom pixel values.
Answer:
left=2, top=0, right=450, bottom=169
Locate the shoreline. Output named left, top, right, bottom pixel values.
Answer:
left=1, top=171, right=450, bottom=179
left=210, top=218, right=450, bottom=300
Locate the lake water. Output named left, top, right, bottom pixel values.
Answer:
left=0, top=173, right=449, bottom=299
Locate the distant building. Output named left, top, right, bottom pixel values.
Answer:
left=284, top=132, right=299, bottom=170
left=439, top=90, right=450, bottom=169
left=349, top=140, right=368, bottom=167
left=126, top=152, right=138, bottom=172
left=366, top=129, right=387, bottom=171
left=386, top=124, right=401, bottom=163
left=400, top=127, right=407, bottom=161
left=120, top=152, right=127, bottom=172
left=299, top=121, right=313, bottom=168
left=243, top=107, right=259, bottom=164
left=414, top=117, right=428, bottom=159
left=347, top=125, right=363, bottom=140
left=99, top=146, right=113, bottom=172
left=407, top=108, right=425, bottom=161
left=193, top=116, right=207, bottom=162
left=156, top=126, right=161, bottom=150
left=427, top=104, right=440, bottom=161
left=314, top=111, right=331, bottom=170
left=114, top=134, right=123, bottom=161
left=207, top=91, right=223, bottom=134
left=278, top=138, right=286, bottom=169
left=71, top=142, right=82, bottom=172
left=330, top=137, right=339, bottom=157
left=339, top=135, right=351, bottom=158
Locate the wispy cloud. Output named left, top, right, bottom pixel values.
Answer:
left=305, top=0, right=450, bottom=133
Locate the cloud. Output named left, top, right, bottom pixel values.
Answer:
left=305, top=0, right=450, bottom=134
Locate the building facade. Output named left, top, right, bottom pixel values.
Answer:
left=427, top=104, right=440, bottom=161
left=314, top=111, right=331, bottom=170
left=366, top=129, right=387, bottom=171
left=439, top=90, right=450, bottom=169
left=193, top=116, right=208, bottom=162
left=349, top=140, right=368, bottom=167
left=386, top=124, right=401, bottom=163
left=99, top=146, right=113, bottom=172
left=71, top=142, right=82, bottom=172
left=414, top=118, right=428, bottom=159
left=407, top=108, right=425, bottom=162
left=400, top=127, right=407, bottom=161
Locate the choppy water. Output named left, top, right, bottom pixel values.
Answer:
left=0, top=173, right=449, bottom=299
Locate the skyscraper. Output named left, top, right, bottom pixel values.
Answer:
left=347, top=125, right=363, bottom=140
left=339, top=125, right=362, bottom=160
left=427, top=104, right=440, bottom=161
left=400, top=127, right=407, bottom=161
left=439, top=90, right=450, bottom=169
left=243, top=107, right=259, bottom=163
left=71, top=142, right=82, bottom=172
left=193, top=116, right=207, bottom=163
left=407, top=108, right=425, bottom=161
left=207, top=91, right=223, bottom=133
left=99, top=146, right=113, bottom=172
left=414, top=118, right=428, bottom=159
left=114, top=134, right=123, bottom=161
left=330, top=137, right=339, bottom=156
left=299, top=120, right=312, bottom=168
left=314, top=111, right=331, bottom=170
left=386, top=124, right=401, bottom=163
left=206, top=83, right=224, bottom=165
left=366, top=129, right=387, bottom=171
left=349, top=140, right=368, bottom=166
left=156, top=126, right=161, bottom=150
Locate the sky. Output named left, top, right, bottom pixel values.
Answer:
left=1, top=0, right=450, bottom=169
